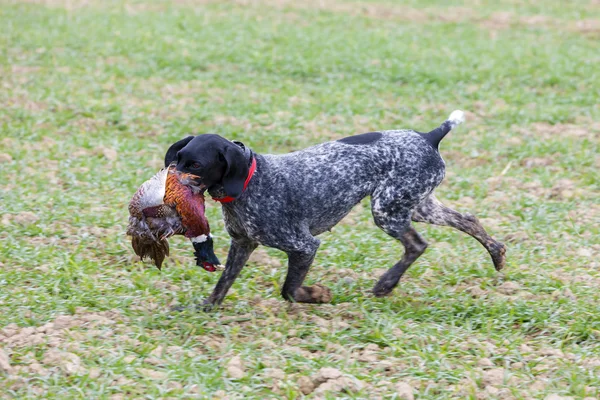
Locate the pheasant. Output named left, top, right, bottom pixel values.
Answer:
left=127, top=165, right=222, bottom=271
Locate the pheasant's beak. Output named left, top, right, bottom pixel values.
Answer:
left=176, top=171, right=205, bottom=189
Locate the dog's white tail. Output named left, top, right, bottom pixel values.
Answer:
left=447, top=110, right=465, bottom=129
left=421, top=110, right=466, bottom=150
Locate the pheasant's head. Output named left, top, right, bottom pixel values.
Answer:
left=174, top=169, right=206, bottom=194
left=167, top=134, right=250, bottom=200
left=192, top=235, right=223, bottom=272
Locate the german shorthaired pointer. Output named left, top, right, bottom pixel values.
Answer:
left=165, top=111, right=506, bottom=309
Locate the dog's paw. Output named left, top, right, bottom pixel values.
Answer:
left=293, top=284, right=333, bottom=303
left=490, top=241, right=507, bottom=271
left=372, top=278, right=397, bottom=298
left=199, top=299, right=218, bottom=312
left=372, top=287, right=392, bottom=298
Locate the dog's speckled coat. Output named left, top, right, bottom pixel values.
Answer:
left=165, top=111, right=506, bottom=308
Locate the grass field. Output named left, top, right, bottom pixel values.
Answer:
left=1, top=0, right=599, bottom=398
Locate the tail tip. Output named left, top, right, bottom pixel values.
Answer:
left=447, top=110, right=465, bottom=127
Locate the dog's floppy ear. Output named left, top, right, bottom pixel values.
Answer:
left=221, top=145, right=249, bottom=199
left=164, top=136, right=194, bottom=167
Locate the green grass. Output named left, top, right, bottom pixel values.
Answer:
left=0, top=0, right=599, bottom=398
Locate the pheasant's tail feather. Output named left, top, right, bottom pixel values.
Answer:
left=131, top=235, right=170, bottom=270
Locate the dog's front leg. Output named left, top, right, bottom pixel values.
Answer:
left=202, top=239, right=257, bottom=310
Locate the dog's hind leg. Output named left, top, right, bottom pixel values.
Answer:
left=370, top=193, right=428, bottom=297
left=279, top=235, right=332, bottom=304
left=412, top=195, right=506, bottom=271
left=372, top=224, right=428, bottom=297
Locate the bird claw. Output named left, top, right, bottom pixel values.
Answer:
left=159, top=228, right=175, bottom=241
left=140, top=215, right=158, bottom=241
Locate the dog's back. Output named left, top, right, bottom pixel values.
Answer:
left=257, top=128, right=446, bottom=235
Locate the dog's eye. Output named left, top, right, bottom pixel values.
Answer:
left=190, top=162, right=202, bottom=170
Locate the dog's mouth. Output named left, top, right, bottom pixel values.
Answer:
left=176, top=171, right=206, bottom=192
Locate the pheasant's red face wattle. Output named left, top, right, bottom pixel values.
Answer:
left=201, top=262, right=217, bottom=272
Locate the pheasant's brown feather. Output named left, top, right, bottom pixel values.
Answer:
left=130, top=234, right=170, bottom=270
left=164, top=172, right=210, bottom=238
left=127, top=166, right=216, bottom=271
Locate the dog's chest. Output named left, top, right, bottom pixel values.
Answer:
left=221, top=203, right=265, bottom=240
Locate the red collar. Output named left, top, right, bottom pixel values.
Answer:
left=213, top=158, right=257, bottom=203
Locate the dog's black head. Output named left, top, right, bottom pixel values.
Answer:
left=164, top=134, right=250, bottom=199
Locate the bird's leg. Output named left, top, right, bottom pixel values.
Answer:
left=140, top=215, right=158, bottom=241
left=159, top=227, right=175, bottom=241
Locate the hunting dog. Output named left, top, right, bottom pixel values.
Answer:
left=165, top=111, right=506, bottom=308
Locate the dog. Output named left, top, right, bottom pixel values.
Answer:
left=164, top=111, right=506, bottom=308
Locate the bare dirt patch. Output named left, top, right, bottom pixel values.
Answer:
left=1, top=211, right=40, bottom=226
left=67, top=117, right=106, bottom=132
left=234, top=0, right=471, bottom=23
left=209, top=115, right=253, bottom=130
left=159, top=80, right=210, bottom=98
left=480, top=12, right=551, bottom=30
left=515, top=122, right=600, bottom=140
left=15, top=0, right=94, bottom=10
left=1, top=310, right=125, bottom=378
left=12, top=0, right=600, bottom=38
left=3, top=96, right=48, bottom=112
left=229, top=0, right=600, bottom=36
left=0, top=348, right=14, bottom=374
left=573, top=18, right=600, bottom=35
left=0, top=153, right=13, bottom=163
left=483, top=173, right=592, bottom=204
left=10, top=65, right=42, bottom=74
left=520, top=156, right=556, bottom=169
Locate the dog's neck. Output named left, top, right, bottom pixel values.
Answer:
left=232, top=140, right=253, bottom=163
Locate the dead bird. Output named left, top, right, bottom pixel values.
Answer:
left=127, top=165, right=222, bottom=271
